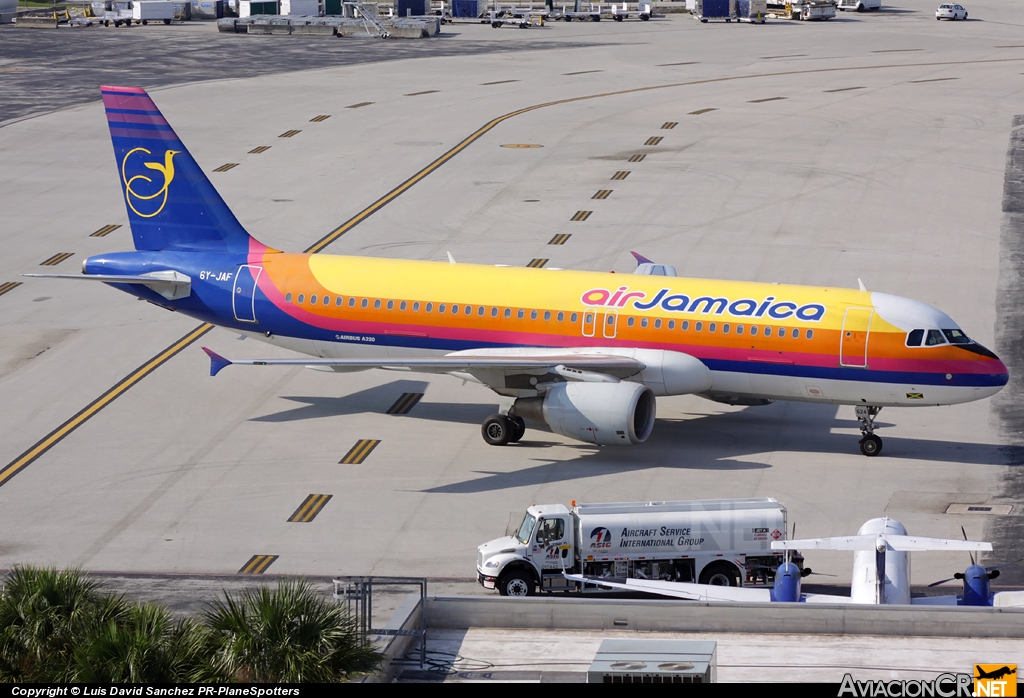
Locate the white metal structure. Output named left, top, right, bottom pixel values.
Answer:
left=477, top=498, right=790, bottom=597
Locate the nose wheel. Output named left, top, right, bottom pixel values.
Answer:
left=856, top=405, right=883, bottom=456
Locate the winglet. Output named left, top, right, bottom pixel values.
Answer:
left=630, top=251, right=654, bottom=266
left=447, top=251, right=456, bottom=264
left=858, top=278, right=868, bottom=292
left=202, top=347, right=232, bottom=377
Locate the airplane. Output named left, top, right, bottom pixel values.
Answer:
left=562, top=517, right=1022, bottom=606
left=26, top=86, right=1009, bottom=456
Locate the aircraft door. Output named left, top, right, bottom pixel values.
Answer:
left=532, top=516, right=569, bottom=570
left=582, top=310, right=597, bottom=337
left=840, top=307, right=873, bottom=368
left=603, top=310, right=618, bottom=339
left=233, top=264, right=262, bottom=323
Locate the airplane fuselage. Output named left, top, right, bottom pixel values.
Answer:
left=85, top=246, right=1008, bottom=409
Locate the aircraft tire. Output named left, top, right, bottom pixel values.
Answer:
left=482, top=414, right=512, bottom=446
left=508, top=416, right=526, bottom=443
left=859, top=434, right=882, bottom=457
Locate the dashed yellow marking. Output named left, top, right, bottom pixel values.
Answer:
left=628, top=154, right=646, bottom=162
left=564, top=70, right=603, bottom=76
left=749, top=97, right=787, bottom=103
left=0, top=282, right=22, bottom=298
left=824, top=86, right=865, bottom=93
left=501, top=143, right=543, bottom=148
left=909, top=77, right=959, bottom=83
left=238, top=555, right=278, bottom=574
left=571, top=210, right=592, bottom=221
left=872, top=48, right=922, bottom=53
left=689, top=108, right=717, bottom=115
left=90, top=224, right=121, bottom=238
left=644, top=136, right=664, bottom=146
left=40, top=252, right=73, bottom=266
left=527, top=258, right=549, bottom=268
left=592, top=190, right=612, bottom=200
left=661, top=122, right=678, bottom=129
left=481, top=79, right=518, bottom=85
left=611, top=171, right=630, bottom=181
left=249, top=145, right=271, bottom=154
left=346, top=102, right=374, bottom=108
left=340, top=439, right=380, bottom=464
left=406, top=90, right=440, bottom=96
left=387, top=392, right=424, bottom=415
left=309, top=114, right=331, bottom=122
left=548, top=234, right=571, bottom=245
left=287, top=494, right=333, bottom=523
left=279, top=129, right=302, bottom=138
left=213, top=163, right=239, bottom=173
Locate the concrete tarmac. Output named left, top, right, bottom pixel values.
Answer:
left=2, top=3, right=1024, bottom=594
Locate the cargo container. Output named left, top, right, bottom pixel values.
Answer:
left=240, top=0, right=278, bottom=15
left=133, top=0, right=175, bottom=23
left=477, top=498, right=795, bottom=597
left=280, top=0, right=318, bottom=14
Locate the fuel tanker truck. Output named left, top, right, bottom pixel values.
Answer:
left=477, top=498, right=799, bottom=596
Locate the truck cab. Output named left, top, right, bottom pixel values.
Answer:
left=477, top=504, right=575, bottom=596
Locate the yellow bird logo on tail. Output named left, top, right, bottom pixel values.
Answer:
left=121, top=148, right=180, bottom=218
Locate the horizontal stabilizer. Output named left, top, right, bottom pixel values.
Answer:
left=202, top=347, right=232, bottom=377
left=774, top=535, right=992, bottom=553
left=199, top=350, right=646, bottom=376
left=22, top=270, right=191, bottom=300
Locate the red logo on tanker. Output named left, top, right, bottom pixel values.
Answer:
left=590, top=527, right=613, bottom=549
left=771, top=529, right=782, bottom=540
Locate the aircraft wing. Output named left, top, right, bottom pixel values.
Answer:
left=881, top=536, right=992, bottom=552
left=563, top=573, right=773, bottom=602
left=202, top=347, right=646, bottom=380
left=773, top=536, right=879, bottom=551
left=563, top=573, right=854, bottom=604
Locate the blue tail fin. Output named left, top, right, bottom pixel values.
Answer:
left=102, top=85, right=255, bottom=255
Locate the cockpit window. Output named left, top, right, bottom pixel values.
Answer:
left=942, top=329, right=971, bottom=345
left=906, top=329, right=924, bottom=347
left=925, top=329, right=947, bottom=346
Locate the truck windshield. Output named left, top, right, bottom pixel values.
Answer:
left=516, top=513, right=537, bottom=545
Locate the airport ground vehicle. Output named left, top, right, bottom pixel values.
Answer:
left=836, top=0, right=879, bottom=10
left=132, top=0, right=174, bottom=23
left=935, top=3, right=966, bottom=19
left=476, top=498, right=794, bottom=597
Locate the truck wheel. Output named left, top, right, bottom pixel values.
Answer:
left=164, top=18, right=171, bottom=24
left=498, top=571, right=534, bottom=597
left=699, top=561, right=741, bottom=586
left=640, top=13, right=649, bottom=19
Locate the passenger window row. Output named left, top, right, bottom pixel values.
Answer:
left=625, top=315, right=814, bottom=339
left=280, top=292, right=818, bottom=339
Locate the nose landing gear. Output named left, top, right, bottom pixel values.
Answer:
left=856, top=405, right=883, bottom=456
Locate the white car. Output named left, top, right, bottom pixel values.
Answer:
left=936, top=3, right=967, bottom=19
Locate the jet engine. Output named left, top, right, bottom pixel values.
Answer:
left=514, top=381, right=656, bottom=446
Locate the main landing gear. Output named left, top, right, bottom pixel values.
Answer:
left=856, top=405, right=883, bottom=457
left=481, top=413, right=526, bottom=446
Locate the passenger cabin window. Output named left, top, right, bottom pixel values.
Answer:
left=285, top=293, right=292, bottom=303
left=336, top=297, right=343, bottom=306
left=452, top=305, right=459, bottom=314
left=492, top=308, right=499, bottom=318
left=361, top=299, right=368, bottom=308
left=349, top=297, right=356, bottom=307
left=926, top=329, right=947, bottom=346
left=570, top=313, right=578, bottom=323
left=297, top=294, right=305, bottom=304
left=518, top=310, right=525, bottom=319
left=400, top=301, right=407, bottom=311
left=736, top=325, right=744, bottom=335
left=426, top=303, right=433, bottom=312
left=505, top=308, right=512, bottom=318
left=778, top=327, right=786, bottom=338
left=531, top=310, right=538, bottom=320
left=906, top=329, right=924, bottom=347
left=806, top=329, right=814, bottom=339
left=310, top=295, right=317, bottom=305
left=413, top=302, right=420, bottom=312
left=668, top=320, right=675, bottom=330
left=641, top=318, right=648, bottom=328
left=709, top=323, right=716, bottom=333
left=695, top=322, right=703, bottom=332
left=750, top=326, right=758, bottom=336
left=374, top=299, right=381, bottom=309
left=764, top=327, right=771, bottom=337
left=654, top=319, right=661, bottom=329
left=544, top=311, right=551, bottom=321
left=723, top=324, right=730, bottom=334
left=628, top=317, right=635, bottom=327
left=792, top=328, right=800, bottom=338
left=557, top=312, right=564, bottom=322
left=439, top=304, right=446, bottom=313
left=479, top=307, right=485, bottom=316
